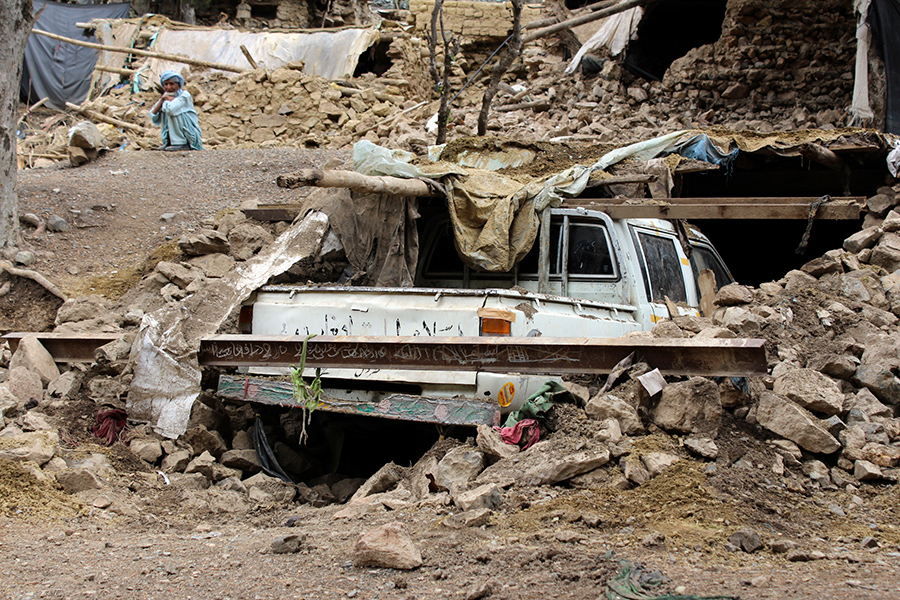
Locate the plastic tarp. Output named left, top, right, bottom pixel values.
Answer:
left=138, top=26, right=380, bottom=90
left=345, top=141, right=594, bottom=273
left=565, top=7, right=644, bottom=75
left=870, top=0, right=900, bottom=133
left=663, top=134, right=740, bottom=168
left=23, top=1, right=131, bottom=110
left=127, top=211, right=330, bottom=438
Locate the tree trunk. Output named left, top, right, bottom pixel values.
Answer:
left=477, top=0, right=523, bottom=136
left=428, top=0, right=458, bottom=146
left=0, top=0, right=34, bottom=249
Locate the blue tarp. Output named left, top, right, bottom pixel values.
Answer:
left=22, top=0, right=131, bottom=110
left=663, top=134, right=740, bottom=168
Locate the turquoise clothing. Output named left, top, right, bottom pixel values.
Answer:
left=150, top=89, right=203, bottom=150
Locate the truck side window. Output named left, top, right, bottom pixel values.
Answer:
left=568, top=224, right=614, bottom=276
left=637, top=232, right=687, bottom=303
left=690, top=244, right=733, bottom=292
left=518, top=221, right=561, bottom=277
left=422, top=220, right=465, bottom=278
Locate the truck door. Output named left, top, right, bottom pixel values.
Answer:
left=629, top=224, right=697, bottom=325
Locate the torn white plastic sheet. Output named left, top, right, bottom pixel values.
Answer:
left=565, top=7, right=643, bottom=75
left=127, top=211, right=330, bottom=438
left=138, top=26, right=380, bottom=90
left=851, top=0, right=875, bottom=123
left=591, top=130, right=691, bottom=171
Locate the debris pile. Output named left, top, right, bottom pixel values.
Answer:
left=2, top=179, right=900, bottom=557
left=15, top=0, right=869, bottom=167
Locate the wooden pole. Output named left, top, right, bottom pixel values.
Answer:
left=31, top=28, right=248, bottom=73
left=276, top=169, right=433, bottom=197
left=95, top=64, right=135, bottom=76
left=525, top=0, right=619, bottom=29
left=494, top=98, right=551, bottom=112
left=240, top=45, right=258, bottom=69
left=65, top=102, right=147, bottom=134
left=523, top=0, right=649, bottom=44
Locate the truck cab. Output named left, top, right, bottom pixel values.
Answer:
left=238, top=202, right=733, bottom=421
left=416, top=204, right=732, bottom=330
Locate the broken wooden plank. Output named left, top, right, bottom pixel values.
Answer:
left=495, top=99, right=552, bottom=112
left=561, top=201, right=862, bottom=220
left=276, top=169, right=433, bottom=196
left=2, top=332, right=120, bottom=362
left=66, top=102, right=147, bottom=134
left=217, top=375, right=497, bottom=425
left=199, top=335, right=768, bottom=377
left=586, top=174, right=657, bottom=188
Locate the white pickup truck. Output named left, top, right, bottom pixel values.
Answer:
left=213, top=204, right=735, bottom=426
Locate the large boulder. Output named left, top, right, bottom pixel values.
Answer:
left=585, top=393, right=643, bottom=434
left=178, top=229, right=231, bottom=256
left=353, top=522, right=423, bottom=570
left=436, top=447, right=485, bottom=493
left=0, top=430, right=59, bottom=465
left=9, top=336, right=60, bottom=386
left=755, top=392, right=841, bottom=454
left=772, top=368, right=844, bottom=416
left=651, top=377, right=722, bottom=436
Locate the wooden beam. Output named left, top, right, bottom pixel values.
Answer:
left=199, top=334, right=768, bottom=377
left=31, top=28, right=247, bottom=73
left=580, top=196, right=866, bottom=205
left=586, top=174, right=656, bottom=188
left=523, top=0, right=649, bottom=44
left=276, top=168, right=433, bottom=196
left=561, top=201, right=862, bottom=220
left=94, top=64, right=135, bottom=76
left=525, top=0, right=619, bottom=29
left=66, top=102, right=147, bottom=133
left=495, top=98, right=552, bottom=113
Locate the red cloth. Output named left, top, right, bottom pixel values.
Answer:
left=496, top=418, right=540, bottom=450
left=93, top=409, right=127, bottom=445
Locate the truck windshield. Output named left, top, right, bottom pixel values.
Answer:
left=689, top=243, right=733, bottom=292
left=636, top=231, right=687, bottom=303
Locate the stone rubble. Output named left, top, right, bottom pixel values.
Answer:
left=16, top=0, right=869, bottom=169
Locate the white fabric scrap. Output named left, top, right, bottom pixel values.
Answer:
left=887, top=140, right=900, bottom=177
left=565, top=8, right=644, bottom=75
left=850, top=0, right=874, bottom=123
left=591, top=130, right=690, bottom=171
left=126, top=211, right=331, bottom=438
left=142, top=26, right=379, bottom=89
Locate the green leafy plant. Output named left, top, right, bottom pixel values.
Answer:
left=289, top=334, right=323, bottom=444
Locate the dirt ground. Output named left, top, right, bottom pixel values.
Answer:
left=3, top=148, right=900, bottom=599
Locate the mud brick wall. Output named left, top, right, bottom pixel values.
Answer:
left=275, top=0, right=310, bottom=28
left=408, top=0, right=543, bottom=40
left=665, top=0, right=856, bottom=118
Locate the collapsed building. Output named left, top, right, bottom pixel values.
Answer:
left=2, top=0, right=899, bottom=565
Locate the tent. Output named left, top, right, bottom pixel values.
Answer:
left=22, top=0, right=131, bottom=110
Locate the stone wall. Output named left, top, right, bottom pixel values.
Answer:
left=408, top=0, right=543, bottom=40
left=664, top=0, right=856, bottom=124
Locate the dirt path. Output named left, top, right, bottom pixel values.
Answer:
left=14, top=147, right=349, bottom=297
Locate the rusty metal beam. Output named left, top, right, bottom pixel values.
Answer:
left=2, top=332, right=120, bottom=363
left=198, top=335, right=768, bottom=377
left=217, top=375, right=497, bottom=425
